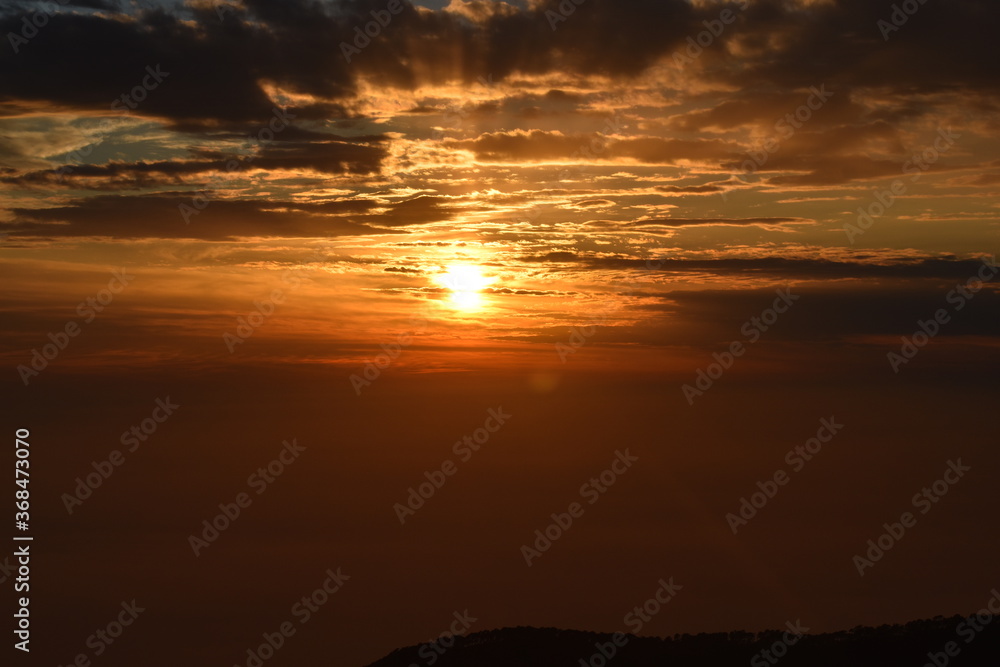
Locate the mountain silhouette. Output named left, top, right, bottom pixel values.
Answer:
left=365, top=616, right=999, bottom=666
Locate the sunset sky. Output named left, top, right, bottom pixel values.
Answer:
left=2, top=0, right=998, bottom=665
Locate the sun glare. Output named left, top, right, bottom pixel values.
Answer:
left=439, top=264, right=491, bottom=310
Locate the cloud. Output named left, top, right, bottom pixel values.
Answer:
left=2, top=135, right=388, bottom=188
left=453, top=130, right=737, bottom=164
left=646, top=284, right=1000, bottom=345
left=5, top=195, right=407, bottom=240
left=518, top=253, right=1000, bottom=282
left=3, top=0, right=999, bottom=133
left=602, top=217, right=814, bottom=228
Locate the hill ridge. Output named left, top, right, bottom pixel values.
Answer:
left=365, top=615, right=999, bottom=666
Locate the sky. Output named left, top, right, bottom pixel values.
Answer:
left=1, top=0, right=999, bottom=665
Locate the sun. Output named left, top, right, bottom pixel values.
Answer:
left=439, top=264, right=492, bottom=310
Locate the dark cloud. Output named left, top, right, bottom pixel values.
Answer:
left=4, top=195, right=404, bottom=240
left=453, top=131, right=736, bottom=163
left=721, top=0, right=1000, bottom=94
left=655, top=183, right=727, bottom=194
left=2, top=136, right=388, bottom=188
left=629, top=284, right=1000, bottom=349
left=578, top=216, right=812, bottom=229
left=351, top=195, right=460, bottom=227
left=570, top=198, right=614, bottom=209
left=2, top=0, right=998, bottom=133
left=519, top=253, right=1000, bottom=282
left=667, top=89, right=865, bottom=134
